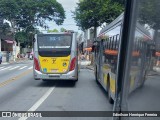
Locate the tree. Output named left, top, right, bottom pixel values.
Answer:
left=48, top=29, right=59, bottom=33
left=0, top=0, right=66, bottom=42
left=15, top=27, right=41, bottom=48
left=138, top=0, right=160, bottom=49
left=60, top=27, right=67, bottom=32
left=14, top=0, right=66, bottom=29
left=73, top=0, right=124, bottom=39
left=0, top=0, right=65, bottom=48
left=0, top=23, right=11, bottom=36
left=15, top=31, right=27, bottom=44
left=136, top=0, right=160, bottom=70
left=111, top=0, right=126, bottom=7
left=139, top=0, right=160, bottom=30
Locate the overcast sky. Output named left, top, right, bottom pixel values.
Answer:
left=43, top=0, right=81, bottom=33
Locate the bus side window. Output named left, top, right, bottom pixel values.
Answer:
left=106, top=38, right=109, bottom=49
left=113, top=35, right=116, bottom=50
left=109, top=37, right=112, bottom=50
left=116, top=34, right=119, bottom=50
left=111, top=37, right=114, bottom=50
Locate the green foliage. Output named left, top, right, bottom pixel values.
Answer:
left=15, top=28, right=41, bottom=48
left=48, top=29, right=59, bottom=33
left=0, top=0, right=65, bottom=29
left=60, top=27, right=67, bottom=32
left=73, top=0, right=124, bottom=31
left=0, top=0, right=65, bottom=48
left=15, top=31, right=28, bottom=43
left=111, top=0, right=126, bottom=7
left=0, top=23, right=11, bottom=35
left=0, top=0, right=20, bottom=21
left=139, top=0, right=160, bottom=29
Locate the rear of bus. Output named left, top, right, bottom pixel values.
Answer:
left=33, top=32, right=78, bottom=81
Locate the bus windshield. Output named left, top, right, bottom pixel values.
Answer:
left=37, top=34, right=72, bottom=57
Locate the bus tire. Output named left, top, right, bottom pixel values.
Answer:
left=139, top=70, right=147, bottom=88
left=76, top=70, right=79, bottom=82
left=140, top=75, right=146, bottom=88
left=71, top=80, right=76, bottom=86
left=42, top=79, right=47, bottom=81
left=95, top=67, right=99, bottom=84
left=75, top=78, right=78, bottom=82
left=107, top=76, right=114, bottom=104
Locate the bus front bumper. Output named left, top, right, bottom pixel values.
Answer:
left=34, top=69, right=78, bottom=80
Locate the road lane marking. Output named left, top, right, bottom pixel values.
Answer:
left=28, top=66, right=33, bottom=69
left=19, top=87, right=55, bottom=120
left=0, top=66, right=12, bottom=71
left=9, top=66, right=20, bottom=70
left=0, top=67, right=5, bottom=69
left=19, top=66, right=27, bottom=70
left=0, top=69, right=32, bottom=87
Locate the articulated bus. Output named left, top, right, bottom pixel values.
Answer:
left=33, top=31, right=78, bottom=82
left=93, top=13, right=153, bottom=104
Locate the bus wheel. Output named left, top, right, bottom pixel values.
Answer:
left=71, top=80, right=76, bottom=86
left=139, top=71, right=147, bottom=88
left=42, top=79, right=47, bottom=81
left=107, top=78, right=114, bottom=104
left=76, top=70, right=79, bottom=82
left=95, top=67, right=99, bottom=84
left=75, top=78, right=78, bottom=82
left=140, top=76, right=146, bottom=88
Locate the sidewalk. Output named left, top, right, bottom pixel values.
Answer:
left=1, top=58, right=29, bottom=65
left=78, top=60, right=91, bottom=66
left=78, top=61, right=160, bottom=73
left=78, top=60, right=94, bottom=70
left=153, top=66, right=160, bottom=73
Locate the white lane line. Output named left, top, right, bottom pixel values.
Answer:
left=18, top=87, right=55, bottom=120
left=9, top=66, right=20, bottom=70
left=28, top=66, right=33, bottom=69
left=19, top=66, right=27, bottom=70
left=0, top=67, right=5, bottom=69
left=0, top=66, right=12, bottom=71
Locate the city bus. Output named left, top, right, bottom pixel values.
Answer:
left=33, top=31, right=78, bottom=82
left=93, top=13, right=153, bottom=104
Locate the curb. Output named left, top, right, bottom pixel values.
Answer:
left=86, top=66, right=94, bottom=71
left=0, top=59, right=29, bottom=65
left=153, top=67, right=160, bottom=73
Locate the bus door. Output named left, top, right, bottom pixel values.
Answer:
left=97, top=40, right=104, bottom=82
left=137, top=40, right=148, bottom=86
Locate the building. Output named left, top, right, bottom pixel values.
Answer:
left=0, top=19, right=20, bottom=62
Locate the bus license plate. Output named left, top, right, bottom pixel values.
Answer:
left=51, top=69, right=58, bottom=72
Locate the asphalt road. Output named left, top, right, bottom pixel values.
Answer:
left=128, top=72, right=160, bottom=120
left=0, top=61, right=113, bottom=120
left=0, top=61, right=160, bottom=120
